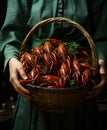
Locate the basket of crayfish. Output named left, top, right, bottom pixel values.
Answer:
left=19, top=17, right=99, bottom=113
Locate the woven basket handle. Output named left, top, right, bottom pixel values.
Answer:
left=20, top=17, right=98, bottom=69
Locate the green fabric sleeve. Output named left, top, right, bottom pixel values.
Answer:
left=0, top=0, right=32, bottom=71
left=90, top=0, right=107, bottom=66
left=3, top=44, right=20, bottom=70
left=96, top=42, right=107, bottom=66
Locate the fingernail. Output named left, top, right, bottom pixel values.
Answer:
left=24, top=76, right=28, bottom=80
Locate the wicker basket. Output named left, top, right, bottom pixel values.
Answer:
left=20, top=17, right=98, bottom=113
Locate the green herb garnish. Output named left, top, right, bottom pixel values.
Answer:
left=64, top=41, right=80, bottom=55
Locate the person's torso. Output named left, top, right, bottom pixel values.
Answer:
left=26, top=0, right=100, bottom=48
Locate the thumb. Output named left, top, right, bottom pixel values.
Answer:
left=17, top=64, right=28, bottom=80
left=99, top=59, right=107, bottom=85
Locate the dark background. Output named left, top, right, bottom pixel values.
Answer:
left=0, top=1, right=17, bottom=130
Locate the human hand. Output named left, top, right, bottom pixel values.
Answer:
left=9, top=57, right=31, bottom=100
left=86, top=59, right=107, bottom=99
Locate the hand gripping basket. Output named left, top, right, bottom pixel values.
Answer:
left=20, top=17, right=98, bottom=113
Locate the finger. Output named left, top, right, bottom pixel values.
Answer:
left=93, top=66, right=107, bottom=90
left=9, top=58, right=31, bottom=100
left=86, top=59, right=107, bottom=99
left=86, top=73, right=106, bottom=99
left=86, top=77, right=105, bottom=99
left=9, top=68, right=31, bottom=99
left=100, top=69, right=107, bottom=86
left=17, top=66, right=28, bottom=80
left=12, top=79, right=31, bottom=100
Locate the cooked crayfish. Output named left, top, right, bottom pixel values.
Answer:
left=19, top=39, right=98, bottom=88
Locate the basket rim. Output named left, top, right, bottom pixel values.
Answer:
left=25, top=84, right=89, bottom=94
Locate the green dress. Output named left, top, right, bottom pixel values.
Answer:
left=0, top=0, right=107, bottom=130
